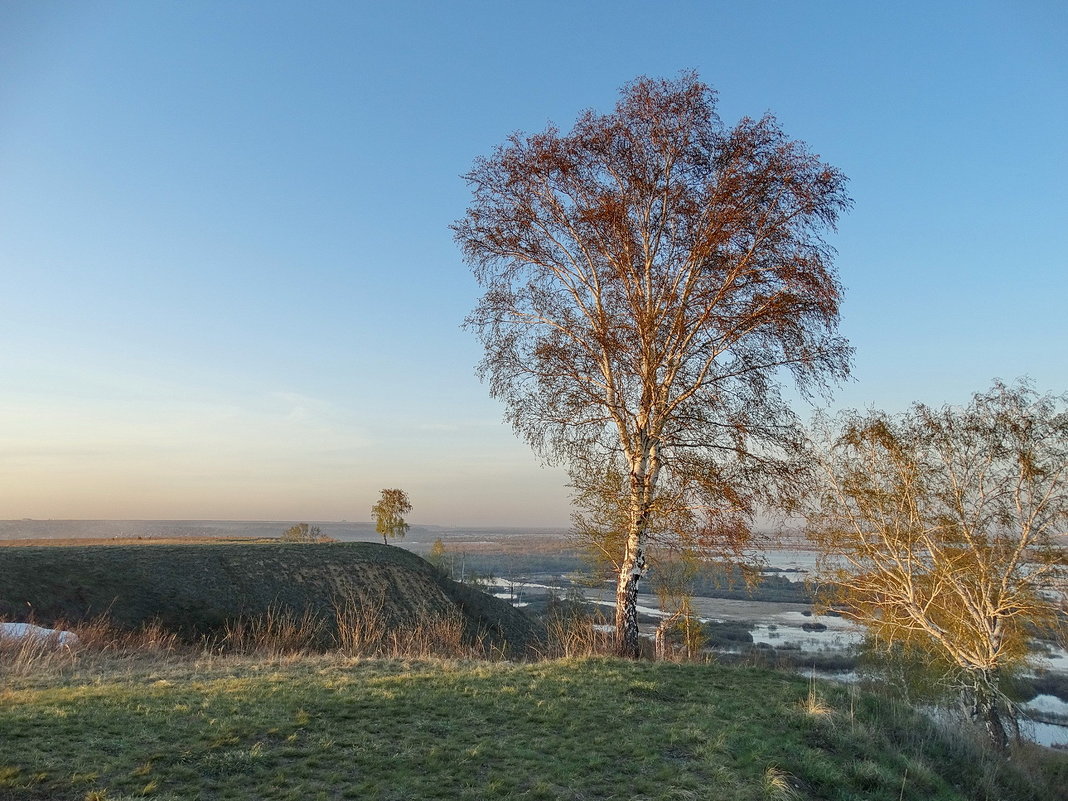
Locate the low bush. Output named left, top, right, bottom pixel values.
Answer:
left=703, top=620, right=755, bottom=647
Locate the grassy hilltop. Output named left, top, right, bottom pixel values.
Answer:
left=0, top=541, right=539, bottom=654
left=2, top=655, right=1066, bottom=801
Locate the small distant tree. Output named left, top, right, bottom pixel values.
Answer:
left=371, top=488, right=412, bottom=545
left=805, top=381, right=1068, bottom=749
left=281, top=522, right=323, bottom=543
left=428, top=537, right=452, bottom=577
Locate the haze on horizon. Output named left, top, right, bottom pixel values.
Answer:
left=2, top=2, right=1065, bottom=527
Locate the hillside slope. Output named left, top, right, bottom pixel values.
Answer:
left=0, top=541, right=540, bottom=653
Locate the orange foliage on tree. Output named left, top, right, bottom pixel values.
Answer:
left=456, top=73, right=851, bottom=656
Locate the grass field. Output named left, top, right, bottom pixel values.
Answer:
left=2, top=652, right=1065, bottom=801
left=2, top=538, right=1066, bottom=800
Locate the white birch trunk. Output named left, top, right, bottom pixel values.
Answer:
left=614, top=521, right=646, bottom=658
left=614, top=439, right=658, bottom=658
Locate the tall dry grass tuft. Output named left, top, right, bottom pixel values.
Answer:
left=382, top=614, right=482, bottom=659
left=216, top=605, right=328, bottom=656
left=333, top=594, right=492, bottom=659
left=333, top=595, right=389, bottom=656
left=802, top=676, right=833, bottom=717
left=203, top=596, right=499, bottom=660
left=762, top=765, right=801, bottom=800
left=73, top=616, right=180, bottom=654
left=1, top=616, right=182, bottom=677
left=537, top=613, right=615, bottom=659
left=0, top=625, right=77, bottom=675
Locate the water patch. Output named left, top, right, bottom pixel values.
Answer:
left=1019, top=718, right=1068, bottom=749
left=750, top=622, right=863, bottom=652
left=1023, top=694, right=1068, bottom=719
left=1032, top=644, right=1068, bottom=673
left=760, top=548, right=820, bottom=576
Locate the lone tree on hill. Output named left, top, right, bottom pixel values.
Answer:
left=372, top=488, right=412, bottom=545
left=805, top=381, right=1068, bottom=749
left=455, top=73, right=851, bottom=656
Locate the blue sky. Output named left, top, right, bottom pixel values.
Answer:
left=1, top=1, right=1065, bottom=526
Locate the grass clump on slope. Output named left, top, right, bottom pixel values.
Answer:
left=1, top=656, right=1064, bottom=801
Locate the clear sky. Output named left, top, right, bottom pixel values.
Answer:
left=1, top=1, right=1065, bottom=527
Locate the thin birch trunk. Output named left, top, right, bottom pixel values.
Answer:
left=615, top=454, right=655, bottom=658
left=614, top=522, right=646, bottom=658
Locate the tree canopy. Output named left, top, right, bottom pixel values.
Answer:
left=371, top=488, right=412, bottom=546
left=456, top=73, right=851, bottom=655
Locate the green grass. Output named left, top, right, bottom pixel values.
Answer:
left=1, top=655, right=1063, bottom=801
left=2, top=540, right=1064, bottom=799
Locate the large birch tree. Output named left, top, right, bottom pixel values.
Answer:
left=455, top=74, right=851, bottom=656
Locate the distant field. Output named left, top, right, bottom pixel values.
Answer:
left=0, top=519, right=571, bottom=545
left=0, top=519, right=332, bottom=541
left=0, top=536, right=279, bottom=547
